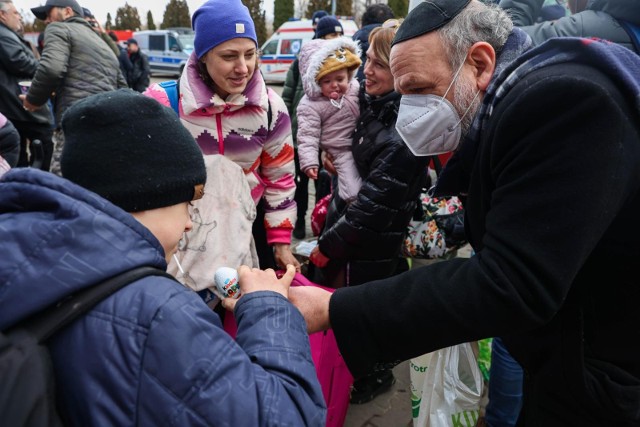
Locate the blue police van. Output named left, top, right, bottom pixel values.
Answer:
left=133, top=28, right=195, bottom=77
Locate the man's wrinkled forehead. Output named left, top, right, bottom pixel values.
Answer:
left=389, top=30, right=450, bottom=94
left=392, top=0, right=470, bottom=47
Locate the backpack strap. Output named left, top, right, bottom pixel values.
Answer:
left=15, top=266, right=174, bottom=342
left=267, top=98, right=272, bottom=130
left=158, top=80, right=180, bottom=115
left=617, top=19, right=640, bottom=54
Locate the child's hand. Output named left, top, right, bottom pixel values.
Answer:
left=305, top=167, right=318, bottom=180
left=221, top=265, right=296, bottom=311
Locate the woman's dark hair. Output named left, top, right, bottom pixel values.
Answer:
left=197, top=61, right=216, bottom=90
left=361, top=4, right=394, bottom=27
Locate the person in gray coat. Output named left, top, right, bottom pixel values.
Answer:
left=22, top=0, right=127, bottom=176
left=0, top=0, right=54, bottom=170
left=0, top=112, right=19, bottom=167
left=500, top=0, right=640, bottom=52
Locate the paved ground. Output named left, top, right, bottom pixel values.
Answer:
left=343, top=360, right=414, bottom=427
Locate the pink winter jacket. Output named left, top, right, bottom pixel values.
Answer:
left=296, top=37, right=361, bottom=201
left=145, top=53, right=296, bottom=244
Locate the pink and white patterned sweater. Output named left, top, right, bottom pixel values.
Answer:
left=145, top=53, right=297, bottom=244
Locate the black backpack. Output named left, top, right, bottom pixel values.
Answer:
left=0, top=266, right=174, bottom=426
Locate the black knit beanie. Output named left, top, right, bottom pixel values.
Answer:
left=61, top=89, right=206, bottom=212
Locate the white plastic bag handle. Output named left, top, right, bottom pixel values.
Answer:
left=417, top=342, right=483, bottom=427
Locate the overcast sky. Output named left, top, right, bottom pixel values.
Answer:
left=20, top=0, right=276, bottom=26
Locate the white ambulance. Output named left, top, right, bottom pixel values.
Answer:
left=259, top=18, right=359, bottom=84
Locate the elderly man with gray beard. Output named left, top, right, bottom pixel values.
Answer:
left=287, top=0, right=640, bottom=425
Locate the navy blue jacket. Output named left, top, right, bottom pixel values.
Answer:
left=0, top=169, right=326, bottom=426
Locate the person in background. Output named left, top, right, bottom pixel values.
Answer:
left=108, top=31, right=133, bottom=81
left=314, top=15, right=344, bottom=40
left=303, top=18, right=430, bottom=404
left=0, top=0, right=54, bottom=170
left=82, top=7, right=119, bottom=57
left=0, top=112, right=19, bottom=167
left=311, top=9, right=329, bottom=36
left=125, top=38, right=150, bottom=92
left=144, top=0, right=300, bottom=272
left=0, top=89, right=326, bottom=426
left=14, top=13, right=39, bottom=58
left=23, top=0, right=127, bottom=176
left=36, top=31, right=44, bottom=55
left=537, top=0, right=568, bottom=22
left=288, top=0, right=640, bottom=425
left=296, top=37, right=362, bottom=204
left=352, top=3, right=394, bottom=82
left=500, top=0, right=640, bottom=52
left=283, top=15, right=346, bottom=239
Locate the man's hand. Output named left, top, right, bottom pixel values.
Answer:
left=221, top=264, right=296, bottom=311
left=288, top=286, right=332, bottom=333
left=274, top=243, right=301, bottom=272
left=19, top=94, right=39, bottom=112
left=309, top=246, right=330, bottom=268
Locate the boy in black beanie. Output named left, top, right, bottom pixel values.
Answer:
left=0, top=89, right=326, bottom=425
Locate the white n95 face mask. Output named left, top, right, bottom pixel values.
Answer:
left=395, top=94, right=462, bottom=156
left=395, top=59, right=478, bottom=157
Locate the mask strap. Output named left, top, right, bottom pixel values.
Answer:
left=437, top=59, right=467, bottom=108
left=453, top=89, right=481, bottom=129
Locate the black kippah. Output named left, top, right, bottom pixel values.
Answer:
left=393, top=0, right=472, bottom=46
left=61, top=89, right=206, bottom=212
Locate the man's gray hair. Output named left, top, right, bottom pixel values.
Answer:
left=0, top=0, right=14, bottom=13
left=438, top=1, right=513, bottom=71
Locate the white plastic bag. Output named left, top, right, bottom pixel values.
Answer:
left=410, top=353, right=433, bottom=421
left=415, top=343, right=483, bottom=427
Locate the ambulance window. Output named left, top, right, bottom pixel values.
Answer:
left=149, top=35, right=165, bottom=51
left=262, top=39, right=278, bottom=55
left=281, top=39, right=302, bottom=55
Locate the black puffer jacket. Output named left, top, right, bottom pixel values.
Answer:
left=318, top=88, right=429, bottom=286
